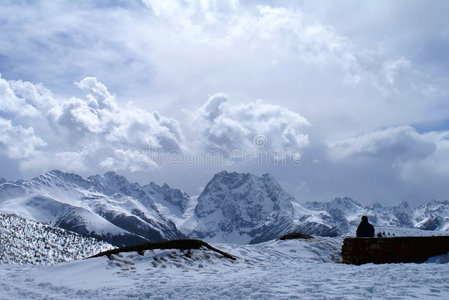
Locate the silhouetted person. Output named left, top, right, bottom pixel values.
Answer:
left=356, top=215, right=375, bottom=238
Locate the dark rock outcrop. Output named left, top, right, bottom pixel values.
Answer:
left=89, top=239, right=236, bottom=261
left=278, top=232, right=314, bottom=240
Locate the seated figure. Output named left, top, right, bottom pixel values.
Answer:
left=356, top=215, right=375, bottom=238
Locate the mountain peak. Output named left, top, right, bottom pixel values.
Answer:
left=330, top=196, right=361, bottom=207
left=191, top=170, right=298, bottom=243
left=103, top=171, right=127, bottom=182
left=36, top=169, right=94, bottom=189
left=46, top=169, right=76, bottom=179
left=1, top=170, right=185, bottom=246
left=102, top=171, right=140, bottom=193
left=212, top=170, right=251, bottom=180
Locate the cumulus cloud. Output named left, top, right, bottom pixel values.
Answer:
left=0, top=74, right=52, bottom=160
left=47, top=77, right=185, bottom=171
left=0, top=118, right=46, bottom=160
left=48, top=77, right=185, bottom=151
left=194, top=93, right=310, bottom=155
left=0, top=74, right=41, bottom=117
left=0, top=74, right=186, bottom=173
left=7, top=77, right=57, bottom=112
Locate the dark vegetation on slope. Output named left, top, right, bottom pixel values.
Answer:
left=89, top=239, right=236, bottom=261
left=278, top=232, right=314, bottom=240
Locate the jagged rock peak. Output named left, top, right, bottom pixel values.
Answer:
left=190, top=170, right=298, bottom=243
left=142, top=181, right=191, bottom=214
left=328, top=197, right=362, bottom=209
left=103, top=171, right=130, bottom=185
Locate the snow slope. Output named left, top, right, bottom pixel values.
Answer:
left=1, top=237, right=449, bottom=299
left=0, top=213, right=112, bottom=265
left=0, top=170, right=185, bottom=246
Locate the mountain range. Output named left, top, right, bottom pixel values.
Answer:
left=0, top=170, right=448, bottom=246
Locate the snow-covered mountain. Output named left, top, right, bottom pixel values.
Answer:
left=0, top=170, right=186, bottom=246
left=413, top=200, right=449, bottom=231
left=1, top=169, right=449, bottom=246
left=181, top=171, right=338, bottom=244
left=0, top=213, right=112, bottom=265
left=142, top=181, right=191, bottom=218
left=304, top=197, right=449, bottom=236
left=182, top=171, right=449, bottom=243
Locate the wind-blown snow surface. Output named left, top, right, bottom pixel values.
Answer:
left=1, top=237, right=449, bottom=299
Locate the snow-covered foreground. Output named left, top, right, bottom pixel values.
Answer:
left=1, top=237, right=449, bottom=299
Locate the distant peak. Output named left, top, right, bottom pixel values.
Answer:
left=396, top=201, right=410, bottom=208
left=260, top=173, right=275, bottom=181
left=48, top=169, right=66, bottom=176
left=46, top=169, right=84, bottom=180
left=215, top=170, right=234, bottom=177
left=329, top=196, right=362, bottom=207
left=103, top=171, right=128, bottom=181
left=104, top=171, right=119, bottom=177
left=425, top=199, right=449, bottom=207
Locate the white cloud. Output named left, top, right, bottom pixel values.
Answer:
left=49, top=77, right=185, bottom=153
left=0, top=74, right=51, bottom=161
left=0, top=118, right=46, bottom=160
left=142, top=0, right=423, bottom=94
left=194, top=93, right=310, bottom=154
left=329, top=126, right=436, bottom=162
left=324, top=126, right=449, bottom=204
left=7, top=77, right=57, bottom=111
left=143, top=0, right=242, bottom=47
left=99, top=149, right=159, bottom=172
left=0, top=74, right=41, bottom=117
left=1, top=74, right=185, bottom=173
left=21, top=150, right=89, bottom=174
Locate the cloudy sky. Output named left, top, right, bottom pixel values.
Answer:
left=1, top=0, right=449, bottom=206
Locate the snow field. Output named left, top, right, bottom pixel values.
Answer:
left=2, top=237, right=449, bottom=299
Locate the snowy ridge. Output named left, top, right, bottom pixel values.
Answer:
left=0, top=170, right=186, bottom=246
left=0, top=213, right=112, bottom=265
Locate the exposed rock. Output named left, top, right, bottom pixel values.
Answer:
left=278, top=232, right=314, bottom=240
